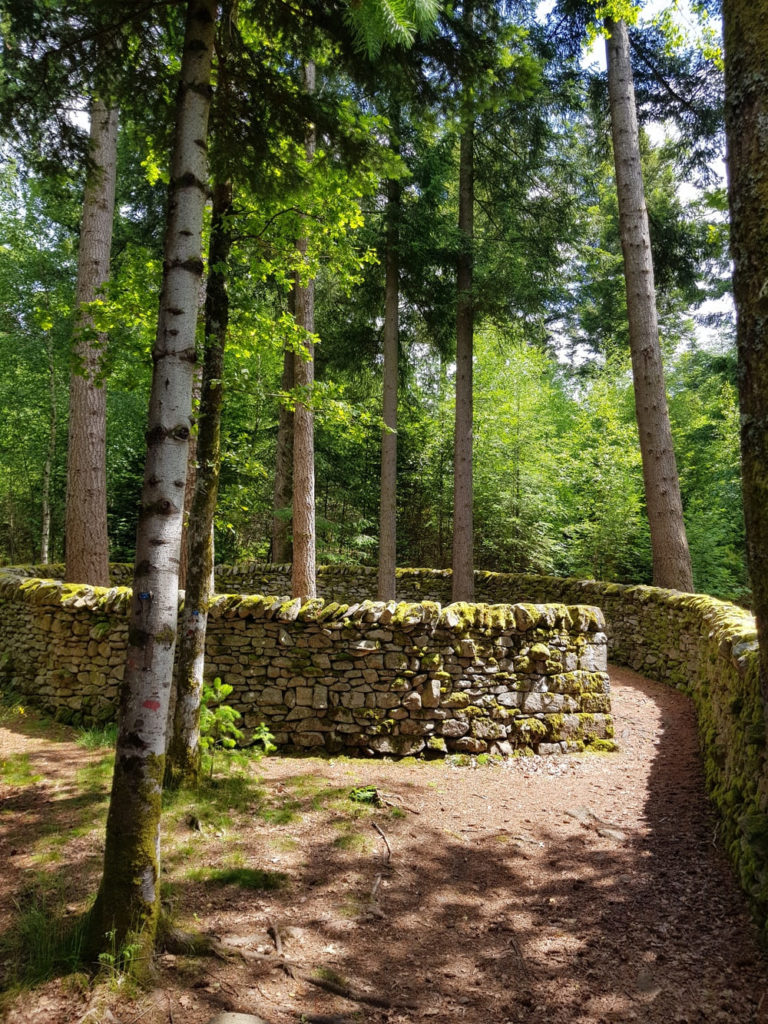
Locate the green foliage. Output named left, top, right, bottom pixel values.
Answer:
left=200, top=678, right=245, bottom=761
left=349, top=784, right=382, bottom=805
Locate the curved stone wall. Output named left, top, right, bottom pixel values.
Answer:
left=0, top=567, right=612, bottom=758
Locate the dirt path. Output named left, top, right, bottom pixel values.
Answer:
left=1, top=665, right=768, bottom=1024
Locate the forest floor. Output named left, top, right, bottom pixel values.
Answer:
left=1, top=665, right=768, bottom=1024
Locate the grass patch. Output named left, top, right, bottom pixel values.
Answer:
left=76, top=755, right=115, bottom=791
left=187, top=866, right=287, bottom=890
left=0, top=892, right=88, bottom=987
left=0, top=753, right=43, bottom=786
left=332, top=832, right=370, bottom=852
left=75, top=723, right=117, bottom=750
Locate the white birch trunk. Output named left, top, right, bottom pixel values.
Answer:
left=87, top=0, right=217, bottom=960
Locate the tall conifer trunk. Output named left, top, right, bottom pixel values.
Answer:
left=292, top=61, right=317, bottom=600
left=271, top=344, right=294, bottom=564
left=605, top=17, right=693, bottom=592
left=41, top=333, right=57, bottom=564
left=378, top=166, right=400, bottom=601
left=723, top=0, right=768, bottom=722
left=65, top=98, right=118, bottom=586
left=452, top=12, right=475, bottom=603
left=86, top=0, right=216, bottom=960
left=165, top=180, right=232, bottom=789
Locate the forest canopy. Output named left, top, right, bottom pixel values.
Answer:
left=0, top=0, right=740, bottom=598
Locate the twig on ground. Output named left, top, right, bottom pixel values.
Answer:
left=370, top=873, right=382, bottom=899
left=167, top=994, right=174, bottom=1024
left=267, top=916, right=283, bottom=957
left=382, top=795, right=420, bottom=814
left=372, top=821, right=392, bottom=863
left=305, top=972, right=415, bottom=1010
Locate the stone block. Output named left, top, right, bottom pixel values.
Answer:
left=440, top=719, right=469, bottom=739
left=260, top=686, right=284, bottom=705
left=421, top=679, right=442, bottom=707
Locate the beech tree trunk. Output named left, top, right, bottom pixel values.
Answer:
left=65, top=98, right=118, bottom=586
left=378, top=172, right=400, bottom=601
left=723, top=0, right=768, bottom=719
left=165, top=180, right=232, bottom=789
left=271, top=344, right=294, bottom=564
left=85, top=0, right=216, bottom=962
left=292, top=61, right=317, bottom=600
left=605, top=18, right=693, bottom=592
left=452, top=84, right=475, bottom=602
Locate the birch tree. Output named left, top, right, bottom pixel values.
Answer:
left=85, top=0, right=217, bottom=960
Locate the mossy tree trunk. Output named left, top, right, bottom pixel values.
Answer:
left=378, top=162, right=400, bottom=602
left=452, top=17, right=475, bottom=603
left=65, top=98, right=118, bottom=587
left=85, top=0, right=216, bottom=963
left=292, top=61, right=317, bottom=601
left=165, top=179, right=232, bottom=789
left=723, top=0, right=768, bottom=721
left=605, top=17, right=693, bottom=592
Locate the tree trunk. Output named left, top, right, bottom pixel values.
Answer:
left=271, top=343, right=294, bottom=564
left=292, top=61, right=317, bottom=600
left=64, top=98, right=118, bottom=587
left=85, top=0, right=216, bottom=963
left=378, top=171, right=400, bottom=601
left=723, top=0, right=768, bottom=720
left=165, top=180, right=232, bottom=789
left=41, top=333, right=58, bottom=564
left=178, top=363, right=202, bottom=590
left=605, top=18, right=693, bottom=592
left=452, top=76, right=475, bottom=602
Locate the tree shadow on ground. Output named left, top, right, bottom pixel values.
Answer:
left=2, top=671, right=768, bottom=1022
left=156, top=669, right=768, bottom=1023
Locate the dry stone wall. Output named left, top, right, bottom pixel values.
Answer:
left=0, top=568, right=612, bottom=758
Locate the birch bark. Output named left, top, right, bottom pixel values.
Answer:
left=605, top=17, right=693, bottom=592
left=86, top=0, right=217, bottom=960
left=165, top=180, right=232, bottom=789
left=65, top=98, right=118, bottom=586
